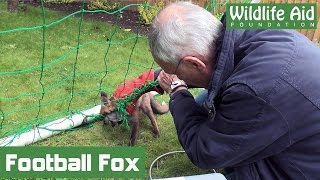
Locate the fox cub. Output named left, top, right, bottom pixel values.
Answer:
left=100, top=91, right=169, bottom=146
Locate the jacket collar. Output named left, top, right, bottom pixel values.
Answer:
left=206, top=14, right=244, bottom=112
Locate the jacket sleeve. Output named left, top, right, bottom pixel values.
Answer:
left=169, top=84, right=290, bottom=169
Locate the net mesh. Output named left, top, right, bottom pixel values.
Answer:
left=0, top=0, right=241, bottom=145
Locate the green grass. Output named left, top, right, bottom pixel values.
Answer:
left=0, top=2, right=212, bottom=179
left=0, top=1, right=155, bottom=135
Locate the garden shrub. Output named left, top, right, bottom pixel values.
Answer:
left=138, top=0, right=165, bottom=25
left=88, top=0, right=120, bottom=11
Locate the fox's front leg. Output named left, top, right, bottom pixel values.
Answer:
left=128, top=111, right=140, bottom=146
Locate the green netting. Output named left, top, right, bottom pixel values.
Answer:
left=0, top=0, right=238, bottom=146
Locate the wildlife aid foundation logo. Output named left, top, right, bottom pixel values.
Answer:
left=226, top=4, right=317, bottom=29
left=0, top=146, right=145, bottom=178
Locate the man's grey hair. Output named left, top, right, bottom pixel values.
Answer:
left=148, top=1, right=223, bottom=65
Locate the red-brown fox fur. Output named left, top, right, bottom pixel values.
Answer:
left=100, top=91, right=169, bottom=146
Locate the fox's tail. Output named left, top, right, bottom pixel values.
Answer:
left=149, top=93, right=169, bottom=114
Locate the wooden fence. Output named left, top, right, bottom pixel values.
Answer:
left=95, top=0, right=320, bottom=43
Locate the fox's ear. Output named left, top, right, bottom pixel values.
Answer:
left=100, top=91, right=108, bottom=98
left=100, top=91, right=109, bottom=104
left=101, top=96, right=108, bottom=103
left=108, top=97, right=116, bottom=106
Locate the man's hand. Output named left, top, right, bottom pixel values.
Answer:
left=157, top=70, right=180, bottom=93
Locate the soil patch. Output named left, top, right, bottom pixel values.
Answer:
left=26, top=1, right=151, bottom=35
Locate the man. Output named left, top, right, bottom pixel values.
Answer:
left=149, top=1, right=320, bottom=180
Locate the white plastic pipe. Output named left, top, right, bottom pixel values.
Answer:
left=0, top=105, right=101, bottom=146
left=155, top=173, right=227, bottom=180
left=251, top=0, right=260, bottom=3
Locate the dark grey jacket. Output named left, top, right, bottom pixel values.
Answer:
left=169, top=19, right=320, bottom=179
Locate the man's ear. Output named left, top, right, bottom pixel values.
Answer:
left=182, top=55, right=206, bottom=72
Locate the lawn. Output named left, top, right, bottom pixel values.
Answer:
left=0, top=1, right=212, bottom=179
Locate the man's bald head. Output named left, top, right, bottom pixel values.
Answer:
left=148, top=1, right=223, bottom=65
left=155, top=2, right=188, bottom=25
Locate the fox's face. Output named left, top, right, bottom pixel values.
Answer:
left=100, top=91, right=120, bottom=126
